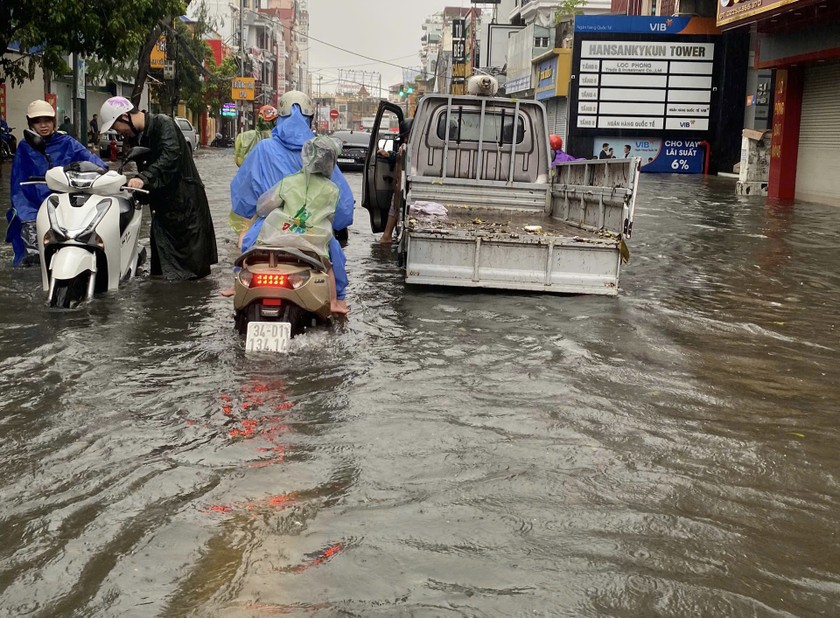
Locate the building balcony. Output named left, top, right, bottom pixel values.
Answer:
left=509, top=0, right=611, bottom=24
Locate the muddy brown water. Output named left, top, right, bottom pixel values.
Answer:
left=1, top=150, right=838, bottom=616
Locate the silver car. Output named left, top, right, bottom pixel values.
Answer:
left=175, top=117, right=198, bottom=152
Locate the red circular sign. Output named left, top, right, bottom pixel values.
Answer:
left=329, top=109, right=339, bottom=120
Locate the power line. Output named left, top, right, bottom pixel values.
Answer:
left=282, top=20, right=429, bottom=78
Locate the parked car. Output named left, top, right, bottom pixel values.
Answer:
left=175, top=116, right=198, bottom=152
left=331, top=130, right=370, bottom=171
left=97, top=130, right=124, bottom=159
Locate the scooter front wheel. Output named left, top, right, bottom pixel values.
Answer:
left=50, top=272, right=92, bottom=309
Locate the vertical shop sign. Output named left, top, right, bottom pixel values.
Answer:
left=452, top=19, right=466, bottom=95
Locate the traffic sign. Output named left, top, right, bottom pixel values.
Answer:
left=329, top=109, right=339, bottom=120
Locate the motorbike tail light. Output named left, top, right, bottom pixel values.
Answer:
left=251, top=273, right=290, bottom=288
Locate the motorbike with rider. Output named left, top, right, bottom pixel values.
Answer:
left=229, top=91, right=354, bottom=314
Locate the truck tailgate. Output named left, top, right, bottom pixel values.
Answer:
left=405, top=205, right=623, bottom=296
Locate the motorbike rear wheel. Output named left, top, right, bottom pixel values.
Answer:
left=235, top=301, right=309, bottom=337
left=51, top=272, right=91, bottom=309
left=0, top=141, right=10, bottom=163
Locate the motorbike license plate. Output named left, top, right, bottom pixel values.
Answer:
left=337, top=158, right=354, bottom=164
left=246, top=321, right=291, bottom=353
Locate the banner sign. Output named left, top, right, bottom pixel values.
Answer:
left=591, top=137, right=704, bottom=173
left=717, top=0, right=805, bottom=28
left=576, top=15, right=720, bottom=35
left=0, top=83, right=5, bottom=120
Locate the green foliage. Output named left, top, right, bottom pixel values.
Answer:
left=202, top=56, right=237, bottom=118
left=554, top=0, right=587, bottom=24
left=1, top=0, right=186, bottom=85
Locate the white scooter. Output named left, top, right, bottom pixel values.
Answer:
left=21, top=129, right=151, bottom=308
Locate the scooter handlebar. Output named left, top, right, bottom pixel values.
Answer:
left=121, top=186, right=149, bottom=194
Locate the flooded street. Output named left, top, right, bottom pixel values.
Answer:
left=1, top=149, right=839, bottom=616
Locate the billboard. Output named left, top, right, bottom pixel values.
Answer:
left=590, top=137, right=705, bottom=173
left=575, top=41, right=715, bottom=132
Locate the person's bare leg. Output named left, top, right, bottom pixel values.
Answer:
left=379, top=214, right=397, bottom=245
left=220, top=228, right=251, bottom=296
left=328, top=267, right=348, bottom=315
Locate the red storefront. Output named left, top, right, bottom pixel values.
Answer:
left=718, top=0, right=840, bottom=205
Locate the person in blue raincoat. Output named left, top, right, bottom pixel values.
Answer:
left=229, top=90, right=354, bottom=313
left=5, top=100, right=106, bottom=266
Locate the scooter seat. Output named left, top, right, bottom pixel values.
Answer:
left=116, top=196, right=136, bottom=235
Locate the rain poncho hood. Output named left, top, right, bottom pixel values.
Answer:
left=5, top=132, right=105, bottom=264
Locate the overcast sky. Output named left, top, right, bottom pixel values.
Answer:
left=306, top=0, right=468, bottom=97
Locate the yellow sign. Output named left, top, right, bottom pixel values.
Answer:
left=717, top=0, right=805, bottom=28
left=231, top=77, right=256, bottom=101
left=150, top=36, right=166, bottom=70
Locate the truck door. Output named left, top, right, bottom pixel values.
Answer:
left=362, top=101, right=404, bottom=233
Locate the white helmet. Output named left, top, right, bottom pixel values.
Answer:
left=278, top=90, right=314, bottom=117
left=26, top=100, right=56, bottom=120
left=99, top=96, right=136, bottom=133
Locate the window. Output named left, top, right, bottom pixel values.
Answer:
left=535, top=36, right=549, bottom=48
left=436, top=111, right=526, bottom=144
left=177, top=119, right=193, bottom=132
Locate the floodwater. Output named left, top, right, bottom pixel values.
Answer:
left=1, top=149, right=839, bottom=617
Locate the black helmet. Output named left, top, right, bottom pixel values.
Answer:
left=399, top=118, right=413, bottom=137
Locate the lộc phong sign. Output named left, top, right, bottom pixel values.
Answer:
left=576, top=40, right=714, bottom=132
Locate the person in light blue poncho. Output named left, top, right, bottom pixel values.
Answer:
left=229, top=91, right=353, bottom=313
left=5, top=99, right=106, bottom=266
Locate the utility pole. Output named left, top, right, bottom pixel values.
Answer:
left=317, top=74, right=322, bottom=131
left=239, top=0, right=245, bottom=134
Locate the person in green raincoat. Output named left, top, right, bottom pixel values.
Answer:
left=244, top=135, right=346, bottom=313
left=234, top=105, right=278, bottom=167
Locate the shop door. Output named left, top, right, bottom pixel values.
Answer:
left=796, top=63, right=840, bottom=205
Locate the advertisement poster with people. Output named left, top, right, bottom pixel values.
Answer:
left=591, top=137, right=705, bottom=173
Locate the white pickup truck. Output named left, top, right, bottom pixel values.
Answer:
left=362, top=82, right=640, bottom=296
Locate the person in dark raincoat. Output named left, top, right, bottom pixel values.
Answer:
left=98, top=97, right=217, bottom=280
left=5, top=99, right=106, bottom=265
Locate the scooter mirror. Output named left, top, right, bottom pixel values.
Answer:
left=124, top=146, right=152, bottom=163
left=23, top=129, right=47, bottom=153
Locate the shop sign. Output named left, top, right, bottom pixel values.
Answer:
left=150, top=36, right=166, bottom=70
left=717, top=0, right=807, bottom=28
left=535, top=57, right=557, bottom=101
left=231, top=77, right=255, bottom=101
